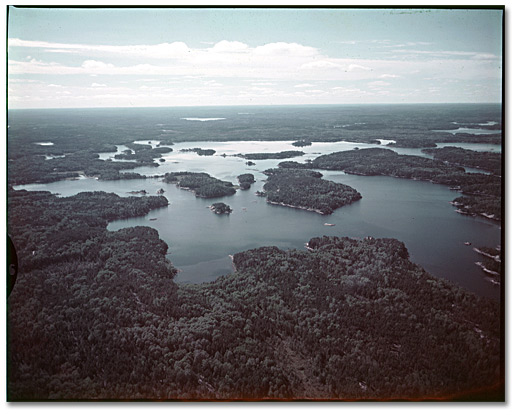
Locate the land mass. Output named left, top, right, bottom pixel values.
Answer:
left=237, top=151, right=304, bottom=160
left=262, top=168, right=361, bottom=215
left=180, top=148, right=217, bottom=156
left=210, top=202, right=232, bottom=214
left=237, top=173, right=255, bottom=190
left=7, top=190, right=501, bottom=400
left=422, top=146, right=501, bottom=176
left=164, top=171, right=237, bottom=198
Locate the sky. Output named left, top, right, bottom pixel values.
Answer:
left=7, top=7, right=504, bottom=109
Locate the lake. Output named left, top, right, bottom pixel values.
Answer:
left=15, top=138, right=501, bottom=300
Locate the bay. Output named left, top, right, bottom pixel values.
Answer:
left=16, top=139, right=501, bottom=300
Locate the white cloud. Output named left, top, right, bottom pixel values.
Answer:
left=91, top=83, right=107, bottom=87
left=253, top=42, right=317, bottom=56
left=368, top=81, right=391, bottom=87
left=346, top=64, right=372, bottom=72
left=9, top=38, right=191, bottom=59
left=379, top=73, right=400, bottom=79
left=301, top=60, right=342, bottom=70
left=294, top=83, right=315, bottom=88
left=211, top=40, right=248, bottom=53
left=82, top=60, right=115, bottom=70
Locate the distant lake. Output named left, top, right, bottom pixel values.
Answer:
left=15, top=139, right=501, bottom=300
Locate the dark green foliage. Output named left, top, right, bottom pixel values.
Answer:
left=292, top=140, right=312, bottom=147
left=262, top=168, right=361, bottom=215
left=164, top=172, right=236, bottom=198
left=238, top=151, right=304, bottom=160
left=452, top=195, right=501, bottom=220
left=422, top=146, right=501, bottom=175
left=210, top=202, right=232, bottom=214
left=97, top=172, right=147, bottom=181
left=114, top=146, right=173, bottom=163
left=7, top=189, right=169, bottom=274
left=237, top=173, right=255, bottom=190
left=8, top=150, right=153, bottom=186
left=311, top=148, right=464, bottom=178
left=7, top=188, right=501, bottom=400
left=180, top=148, right=216, bottom=156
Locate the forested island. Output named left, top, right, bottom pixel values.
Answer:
left=210, top=202, right=233, bottom=214
left=237, top=150, right=305, bottom=160
left=280, top=148, right=501, bottom=221
left=114, top=143, right=173, bottom=163
left=292, top=140, right=312, bottom=147
left=237, top=173, right=255, bottom=190
left=262, top=168, right=362, bottom=215
left=7, top=189, right=501, bottom=399
left=164, top=171, right=237, bottom=198
left=180, top=148, right=217, bottom=156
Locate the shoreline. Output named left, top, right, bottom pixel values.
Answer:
left=267, top=200, right=326, bottom=215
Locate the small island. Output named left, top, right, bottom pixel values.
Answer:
left=262, top=168, right=362, bottom=215
left=114, top=143, right=173, bottom=164
left=180, top=148, right=216, bottom=156
left=164, top=171, right=236, bottom=198
left=237, top=173, right=255, bottom=190
left=237, top=150, right=304, bottom=160
left=292, top=140, right=312, bottom=147
left=210, top=202, right=232, bottom=214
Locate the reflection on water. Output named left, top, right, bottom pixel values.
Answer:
left=14, top=140, right=501, bottom=300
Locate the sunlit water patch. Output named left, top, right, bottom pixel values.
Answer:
left=433, top=127, right=501, bottom=135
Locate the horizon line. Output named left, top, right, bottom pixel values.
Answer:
left=7, top=102, right=502, bottom=111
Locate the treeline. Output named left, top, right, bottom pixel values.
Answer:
left=164, top=172, right=237, bottom=198
left=237, top=173, right=255, bottom=190
left=114, top=144, right=173, bottom=163
left=180, top=148, right=216, bottom=156
left=210, top=202, right=232, bottom=214
left=262, top=168, right=362, bottom=215
left=237, top=151, right=304, bottom=160
left=292, top=140, right=312, bottom=147
left=281, top=148, right=501, bottom=220
left=422, top=146, right=502, bottom=176
left=7, top=189, right=169, bottom=273
left=7, top=189, right=501, bottom=400
left=8, top=150, right=154, bottom=186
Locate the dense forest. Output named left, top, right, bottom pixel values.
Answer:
left=7, top=149, right=153, bottom=185
left=280, top=148, right=502, bottom=220
left=210, top=202, right=233, bottom=214
left=7, top=189, right=502, bottom=400
left=113, top=144, right=173, bottom=164
left=163, top=172, right=237, bottom=198
left=292, top=140, right=312, bottom=147
left=237, top=173, right=255, bottom=190
left=422, top=146, right=502, bottom=176
left=261, top=168, right=362, bottom=215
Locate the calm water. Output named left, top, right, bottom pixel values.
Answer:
left=15, top=139, right=501, bottom=300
